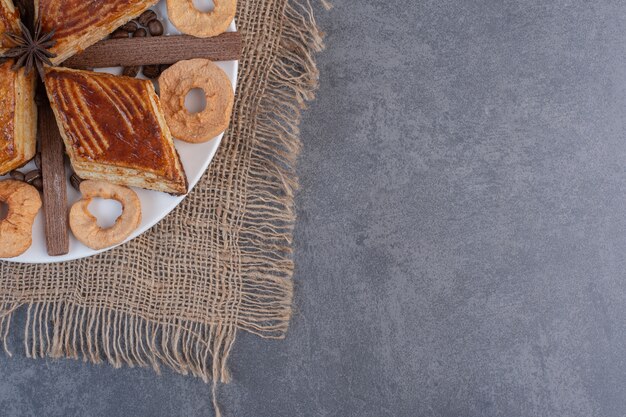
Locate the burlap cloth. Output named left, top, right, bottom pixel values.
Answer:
left=0, top=0, right=323, bottom=410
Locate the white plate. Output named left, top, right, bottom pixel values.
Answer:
left=1, top=0, right=238, bottom=263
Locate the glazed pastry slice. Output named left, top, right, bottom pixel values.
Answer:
left=44, top=67, right=188, bottom=195
left=0, top=0, right=21, bottom=54
left=0, top=61, right=37, bottom=176
left=35, top=0, right=159, bottom=64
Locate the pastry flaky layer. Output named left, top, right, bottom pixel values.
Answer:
left=0, top=61, right=37, bottom=176
left=44, top=67, right=188, bottom=195
left=36, top=0, right=159, bottom=64
left=0, top=0, right=21, bottom=54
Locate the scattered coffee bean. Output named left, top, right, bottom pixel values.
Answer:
left=9, top=170, right=24, bottom=182
left=142, top=65, right=161, bottom=79
left=133, top=27, right=147, bottom=38
left=123, top=66, right=140, bottom=77
left=148, top=19, right=164, bottom=36
left=31, top=177, right=43, bottom=191
left=110, top=28, right=129, bottom=39
left=137, top=9, right=158, bottom=27
left=34, top=152, right=41, bottom=170
left=120, top=20, right=138, bottom=33
left=70, top=173, right=83, bottom=191
left=24, top=169, right=41, bottom=184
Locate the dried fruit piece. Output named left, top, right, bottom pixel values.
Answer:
left=69, top=180, right=142, bottom=250
left=0, top=180, right=42, bottom=258
left=159, top=59, right=234, bottom=143
left=166, top=0, right=235, bottom=38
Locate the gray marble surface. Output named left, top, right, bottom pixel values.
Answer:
left=3, top=0, right=626, bottom=416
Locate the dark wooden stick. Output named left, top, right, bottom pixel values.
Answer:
left=39, top=101, right=69, bottom=256
left=64, top=33, right=242, bottom=69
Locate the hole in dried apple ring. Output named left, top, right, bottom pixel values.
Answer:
left=87, top=198, right=123, bottom=228
left=69, top=180, right=142, bottom=250
left=184, top=88, right=208, bottom=114
left=192, top=0, right=215, bottom=12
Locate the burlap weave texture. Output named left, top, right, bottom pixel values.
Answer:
left=0, top=0, right=323, bottom=390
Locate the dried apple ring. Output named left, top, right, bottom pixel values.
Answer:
left=166, top=0, right=236, bottom=38
left=0, top=180, right=42, bottom=258
left=159, top=59, right=234, bottom=143
left=69, top=180, right=141, bottom=250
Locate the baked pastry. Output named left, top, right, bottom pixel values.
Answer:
left=0, top=60, right=37, bottom=176
left=44, top=66, right=188, bottom=195
left=36, top=0, right=159, bottom=64
left=0, top=0, right=21, bottom=54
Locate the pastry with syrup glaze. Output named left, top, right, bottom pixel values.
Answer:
left=36, top=0, right=159, bottom=64
left=44, top=66, right=188, bottom=195
left=0, top=60, right=37, bottom=176
left=0, top=0, right=21, bottom=54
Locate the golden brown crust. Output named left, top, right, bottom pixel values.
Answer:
left=0, top=61, right=37, bottom=176
left=0, top=180, right=42, bottom=258
left=159, top=59, right=234, bottom=143
left=36, top=0, right=159, bottom=64
left=166, top=0, right=235, bottom=38
left=0, top=0, right=20, bottom=54
left=44, top=66, right=187, bottom=195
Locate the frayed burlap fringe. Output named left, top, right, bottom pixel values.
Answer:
left=237, top=0, right=324, bottom=339
left=0, top=302, right=235, bottom=383
left=0, top=0, right=323, bottom=415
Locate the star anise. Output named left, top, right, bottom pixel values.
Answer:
left=2, top=19, right=56, bottom=79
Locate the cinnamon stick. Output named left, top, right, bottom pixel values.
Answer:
left=64, top=33, right=242, bottom=69
left=39, top=100, right=69, bottom=256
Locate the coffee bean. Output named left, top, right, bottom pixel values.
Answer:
left=148, top=19, right=164, bottom=36
left=142, top=65, right=161, bottom=79
left=9, top=170, right=24, bottom=182
left=25, top=169, right=41, bottom=184
left=34, top=152, right=41, bottom=170
left=138, top=9, right=158, bottom=27
left=111, top=28, right=128, bottom=39
left=70, top=173, right=83, bottom=191
left=123, top=66, right=140, bottom=77
left=133, top=28, right=147, bottom=38
left=31, top=178, right=43, bottom=191
left=120, top=20, right=138, bottom=33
